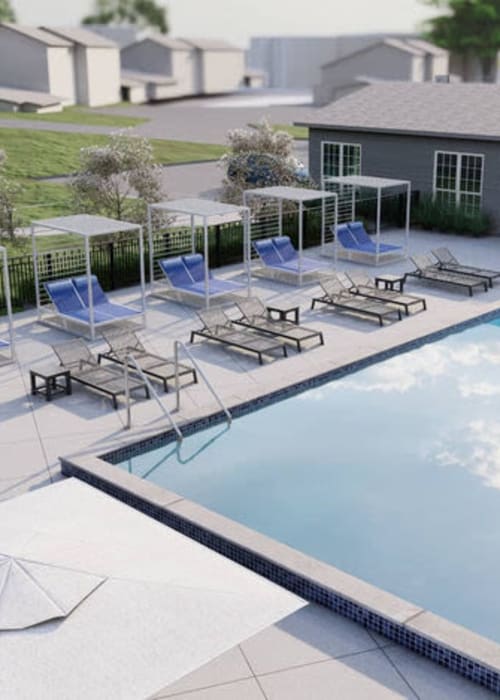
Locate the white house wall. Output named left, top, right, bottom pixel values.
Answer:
left=171, top=49, right=196, bottom=95
left=201, top=51, right=244, bottom=93
left=47, top=46, right=76, bottom=104
left=84, top=48, right=120, bottom=106
left=0, top=28, right=50, bottom=93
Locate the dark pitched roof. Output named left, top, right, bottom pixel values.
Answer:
left=296, top=82, right=500, bottom=141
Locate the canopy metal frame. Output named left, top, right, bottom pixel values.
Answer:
left=323, top=175, right=411, bottom=266
left=242, top=186, right=338, bottom=287
left=147, top=198, right=251, bottom=309
left=0, top=245, right=15, bottom=363
left=31, top=214, right=146, bottom=341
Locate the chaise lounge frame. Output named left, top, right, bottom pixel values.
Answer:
left=406, top=255, right=489, bottom=296
left=311, top=276, right=402, bottom=326
left=98, top=329, right=197, bottom=393
left=345, top=271, right=427, bottom=316
left=190, top=308, right=288, bottom=364
left=234, top=297, right=324, bottom=352
left=52, top=338, right=149, bottom=409
left=431, top=247, right=500, bottom=288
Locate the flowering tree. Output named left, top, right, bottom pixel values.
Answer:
left=71, top=131, right=164, bottom=225
left=219, top=119, right=313, bottom=205
left=0, top=150, right=22, bottom=240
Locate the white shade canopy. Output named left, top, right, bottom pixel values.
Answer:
left=149, top=198, right=248, bottom=218
left=324, top=175, right=410, bottom=190
left=33, top=214, right=141, bottom=237
left=244, top=185, right=336, bottom=202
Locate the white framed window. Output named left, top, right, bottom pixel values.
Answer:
left=433, top=151, right=484, bottom=213
left=321, top=142, right=361, bottom=178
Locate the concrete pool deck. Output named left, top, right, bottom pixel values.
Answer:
left=2, top=229, right=500, bottom=697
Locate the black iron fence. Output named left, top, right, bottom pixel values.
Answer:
left=0, top=212, right=325, bottom=312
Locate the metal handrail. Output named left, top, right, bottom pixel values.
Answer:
left=123, top=354, right=183, bottom=440
left=174, top=340, right=232, bottom=426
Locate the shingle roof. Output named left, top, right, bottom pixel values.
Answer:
left=296, top=82, right=500, bottom=141
left=0, top=23, right=71, bottom=47
left=41, top=26, right=118, bottom=48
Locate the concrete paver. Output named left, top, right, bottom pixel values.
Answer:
left=2, top=229, right=500, bottom=699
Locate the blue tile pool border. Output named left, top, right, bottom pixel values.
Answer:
left=61, top=306, right=500, bottom=695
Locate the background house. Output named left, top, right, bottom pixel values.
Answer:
left=42, top=26, right=120, bottom=107
left=180, top=38, right=245, bottom=94
left=121, top=35, right=194, bottom=100
left=0, top=23, right=75, bottom=105
left=246, top=34, right=413, bottom=90
left=121, top=35, right=244, bottom=101
left=296, top=82, right=500, bottom=228
left=314, top=38, right=449, bottom=105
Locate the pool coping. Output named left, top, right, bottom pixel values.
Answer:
left=61, top=306, right=500, bottom=695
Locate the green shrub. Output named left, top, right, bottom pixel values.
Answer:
left=413, top=194, right=491, bottom=237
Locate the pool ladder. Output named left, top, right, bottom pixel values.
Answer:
left=123, top=341, right=231, bottom=438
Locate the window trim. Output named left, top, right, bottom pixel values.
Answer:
left=321, top=141, right=362, bottom=180
left=433, top=150, right=484, bottom=209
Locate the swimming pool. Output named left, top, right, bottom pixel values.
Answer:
left=116, top=319, right=500, bottom=643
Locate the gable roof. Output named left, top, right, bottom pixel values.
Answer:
left=0, top=23, right=71, bottom=47
left=321, top=37, right=446, bottom=71
left=139, top=34, right=192, bottom=50
left=296, top=82, right=500, bottom=141
left=41, top=26, right=118, bottom=48
left=321, top=37, right=423, bottom=71
left=181, top=37, right=240, bottom=51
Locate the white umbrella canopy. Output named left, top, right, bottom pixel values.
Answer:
left=0, top=554, right=104, bottom=630
left=0, top=479, right=305, bottom=700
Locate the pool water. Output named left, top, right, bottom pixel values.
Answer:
left=117, top=320, right=500, bottom=643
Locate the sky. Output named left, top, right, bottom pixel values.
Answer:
left=12, top=0, right=440, bottom=47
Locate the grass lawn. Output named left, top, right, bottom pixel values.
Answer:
left=0, top=127, right=226, bottom=178
left=0, top=106, right=147, bottom=128
left=247, top=122, right=309, bottom=140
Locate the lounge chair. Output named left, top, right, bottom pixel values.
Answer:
left=431, top=248, right=500, bottom=288
left=334, top=222, right=402, bottom=262
left=406, top=254, right=489, bottom=296
left=98, top=329, right=197, bottom=393
left=72, top=275, right=141, bottom=319
left=253, top=236, right=331, bottom=283
left=44, top=279, right=114, bottom=326
left=345, top=271, right=427, bottom=315
left=234, top=297, right=324, bottom=352
left=311, top=276, right=402, bottom=325
left=52, top=339, right=149, bottom=409
left=158, top=255, right=243, bottom=301
left=190, top=307, right=288, bottom=364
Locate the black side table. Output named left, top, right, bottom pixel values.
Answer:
left=30, top=366, right=72, bottom=402
left=374, top=274, right=406, bottom=293
left=266, top=304, right=300, bottom=325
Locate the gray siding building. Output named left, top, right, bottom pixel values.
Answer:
left=296, top=82, right=500, bottom=230
left=314, top=38, right=449, bottom=105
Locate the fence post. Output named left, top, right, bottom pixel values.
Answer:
left=214, top=224, right=221, bottom=268
left=108, top=240, right=115, bottom=290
